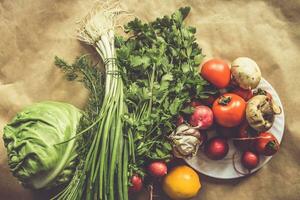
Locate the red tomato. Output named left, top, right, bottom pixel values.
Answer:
left=212, top=93, right=246, bottom=127
left=232, top=87, right=253, bottom=101
left=255, top=132, right=279, bottom=156
left=200, top=59, right=231, bottom=88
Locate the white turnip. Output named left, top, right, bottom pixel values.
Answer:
left=231, top=57, right=261, bottom=89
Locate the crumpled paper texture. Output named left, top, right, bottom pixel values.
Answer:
left=0, top=0, right=299, bottom=199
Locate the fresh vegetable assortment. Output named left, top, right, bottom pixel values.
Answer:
left=197, top=57, right=282, bottom=174
left=1, top=3, right=284, bottom=200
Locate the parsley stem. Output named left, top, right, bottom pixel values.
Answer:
left=148, top=64, right=156, bottom=117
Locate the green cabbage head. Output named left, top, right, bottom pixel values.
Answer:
left=3, top=101, right=82, bottom=189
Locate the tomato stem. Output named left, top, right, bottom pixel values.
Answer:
left=218, top=96, right=232, bottom=106
left=266, top=141, right=277, bottom=150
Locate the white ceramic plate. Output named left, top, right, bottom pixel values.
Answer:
left=185, top=78, right=285, bottom=179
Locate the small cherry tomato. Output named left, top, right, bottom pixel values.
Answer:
left=205, top=137, right=229, bottom=160
left=200, top=59, right=231, bottom=88
left=255, top=132, right=279, bottom=156
left=241, top=151, right=260, bottom=170
left=212, top=93, right=246, bottom=127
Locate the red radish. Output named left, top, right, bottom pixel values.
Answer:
left=176, top=115, right=184, bottom=126
left=255, top=132, right=279, bottom=156
left=233, top=121, right=257, bottom=151
left=129, top=175, right=143, bottom=192
left=189, top=105, right=213, bottom=129
left=232, top=87, right=253, bottom=101
left=241, top=151, right=260, bottom=170
left=216, top=125, right=238, bottom=138
left=205, top=137, right=229, bottom=160
left=148, top=161, right=168, bottom=177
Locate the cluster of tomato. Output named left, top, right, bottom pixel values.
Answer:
left=180, top=58, right=280, bottom=171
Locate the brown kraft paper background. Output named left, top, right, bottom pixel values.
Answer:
left=0, top=0, right=300, bottom=199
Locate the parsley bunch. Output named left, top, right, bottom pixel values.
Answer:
left=116, top=7, right=215, bottom=176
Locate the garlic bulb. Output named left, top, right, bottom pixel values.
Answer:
left=169, top=124, right=203, bottom=158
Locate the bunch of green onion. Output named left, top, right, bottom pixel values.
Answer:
left=53, top=1, right=129, bottom=200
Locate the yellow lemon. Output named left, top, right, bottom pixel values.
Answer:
left=163, top=165, right=201, bottom=200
